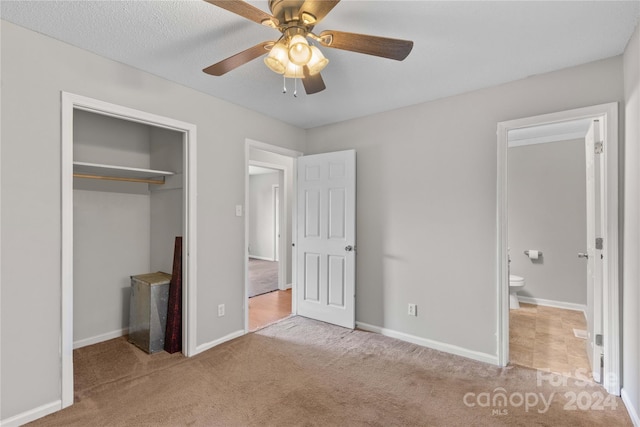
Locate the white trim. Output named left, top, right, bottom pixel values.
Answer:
left=621, top=389, right=640, bottom=427
left=0, top=400, right=62, bottom=427
left=508, top=131, right=587, bottom=147
left=195, top=329, right=244, bottom=354
left=61, top=92, right=198, bottom=410
left=249, top=160, right=287, bottom=170
left=497, top=102, right=620, bottom=395
left=245, top=139, right=302, bottom=333
left=356, top=322, right=498, bottom=366
left=273, top=184, right=280, bottom=264
left=497, top=120, right=509, bottom=367
left=60, top=92, right=74, bottom=409
left=517, top=296, right=586, bottom=315
left=248, top=255, right=276, bottom=261
left=73, top=328, right=128, bottom=350
left=246, top=139, right=303, bottom=158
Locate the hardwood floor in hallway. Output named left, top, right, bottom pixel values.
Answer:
left=249, top=288, right=292, bottom=331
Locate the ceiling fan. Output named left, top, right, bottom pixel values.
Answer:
left=202, top=0, right=414, bottom=95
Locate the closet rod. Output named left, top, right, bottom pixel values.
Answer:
left=73, top=173, right=165, bottom=185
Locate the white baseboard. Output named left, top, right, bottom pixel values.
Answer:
left=248, top=255, right=275, bottom=261
left=356, top=322, right=498, bottom=366
left=518, top=296, right=586, bottom=316
left=0, top=400, right=61, bottom=427
left=194, top=329, right=244, bottom=355
left=622, top=388, right=640, bottom=427
left=73, top=328, right=128, bottom=349
left=279, top=283, right=293, bottom=291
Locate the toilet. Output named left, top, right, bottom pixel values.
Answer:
left=509, top=275, right=525, bottom=309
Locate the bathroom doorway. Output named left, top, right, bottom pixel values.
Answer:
left=496, top=103, right=620, bottom=395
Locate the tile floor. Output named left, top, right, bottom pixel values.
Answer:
left=510, top=302, right=593, bottom=381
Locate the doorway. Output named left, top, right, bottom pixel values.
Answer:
left=247, top=165, right=288, bottom=330
left=61, top=92, right=198, bottom=408
left=245, top=140, right=301, bottom=332
left=506, top=118, right=594, bottom=378
left=497, top=102, right=620, bottom=395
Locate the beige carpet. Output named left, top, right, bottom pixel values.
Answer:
left=29, top=316, right=631, bottom=426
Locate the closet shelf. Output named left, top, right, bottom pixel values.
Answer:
left=73, top=161, right=175, bottom=185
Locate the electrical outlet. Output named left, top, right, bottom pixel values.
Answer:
left=235, top=205, right=243, bottom=217
left=218, top=304, right=225, bottom=317
left=408, top=303, right=417, bottom=316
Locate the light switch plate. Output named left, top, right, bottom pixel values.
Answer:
left=235, top=205, right=243, bottom=216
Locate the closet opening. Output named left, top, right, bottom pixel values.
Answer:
left=61, top=92, right=198, bottom=408
left=72, top=109, right=184, bottom=348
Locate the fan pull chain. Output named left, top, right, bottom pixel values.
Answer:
left=281, top=76, right=299, bottom=97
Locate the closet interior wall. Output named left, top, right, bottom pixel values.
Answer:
left=73, top=110, right=183, bottom=348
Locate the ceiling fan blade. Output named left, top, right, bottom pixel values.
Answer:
left=203, top=41, right=273, bottom=76
left=319, top=30, right=413, bottom=61
left=204, top=0, right=278, bottom=26
left=298, top=0, right=340, bottom=25
left=302, top=66, right=326, bottom=94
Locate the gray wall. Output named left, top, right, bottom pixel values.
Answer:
left=249, top=172, right=280, bottom=260
left=0, top=20, right=305, bottom=421
left=508, top=139, right=587, bottom=305
left=149, top=127, right=184, bottom=274
left=622, top=23, right=640, bottom=423
left=306, top=56, right=624, bottom=357
left=73, top=190, right=150, bottom=343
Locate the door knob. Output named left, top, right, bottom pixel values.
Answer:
left=578, top=252, right=589, bottom=259
left=345, top=245, right=354, bottom=252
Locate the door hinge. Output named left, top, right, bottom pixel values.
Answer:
left=594, top=142, right=603, bottom=154
left=595, top=237, right=603, bottom=250
left=598, top=353, right=604, bottom=385
left=596, top=334, right=603, bottom=346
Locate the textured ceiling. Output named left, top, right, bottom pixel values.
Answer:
left=1, top=1, right=638, bottom=129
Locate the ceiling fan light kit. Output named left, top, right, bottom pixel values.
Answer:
left=288, top=33, right=312, bottom=64
left=203, top=0, right=414, bottom=95
left=264, top=41, right=289, bottom=74
left=264, top=32, right=329, bottom=78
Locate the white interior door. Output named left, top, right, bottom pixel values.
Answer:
left=584, top=119, right=604, bottom=382
left=296, top=150, right=356, bottom=329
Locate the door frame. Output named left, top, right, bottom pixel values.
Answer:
left=273, top=184, right=280, bottom=263
left=496, top=102, right=620, bottom=394
left=244, top=139, right=302, bottom=332
left=61, top=92, right=198, bottom=408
